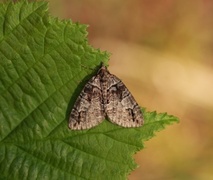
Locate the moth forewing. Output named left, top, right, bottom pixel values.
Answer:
left=69, top=65, right=144, bottom=130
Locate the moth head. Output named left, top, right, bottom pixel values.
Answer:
left=98, top=65, right=109, bottom=78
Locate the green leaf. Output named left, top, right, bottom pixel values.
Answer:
left=0, top=1, right=179, bottom=179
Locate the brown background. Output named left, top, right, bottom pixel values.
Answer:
left=48, top=0, right=213, bottom=179
left=28, top=0, right=213, bottom=179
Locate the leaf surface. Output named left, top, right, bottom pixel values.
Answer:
left=0, top=1, right=179, bottom=179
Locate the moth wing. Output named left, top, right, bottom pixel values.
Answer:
left=105, top=75, right=144, bottom=127
left=69, top=76, right=104, bottom=130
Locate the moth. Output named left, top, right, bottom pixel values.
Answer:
left=69, top=64, right=144, bottom=130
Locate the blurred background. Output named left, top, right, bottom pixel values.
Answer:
left=0, top=0, right=212, bottom=179
left=51, top=0, right=212, bottom=179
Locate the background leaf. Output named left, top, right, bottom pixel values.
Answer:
left=0, top=1, right=179, bottom=179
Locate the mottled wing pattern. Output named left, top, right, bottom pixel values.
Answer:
left=69, top=75, right=104, bottom=130
left=69, top=65, right=144, bottom=130
left=105, top=74, right=144, bottom=127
